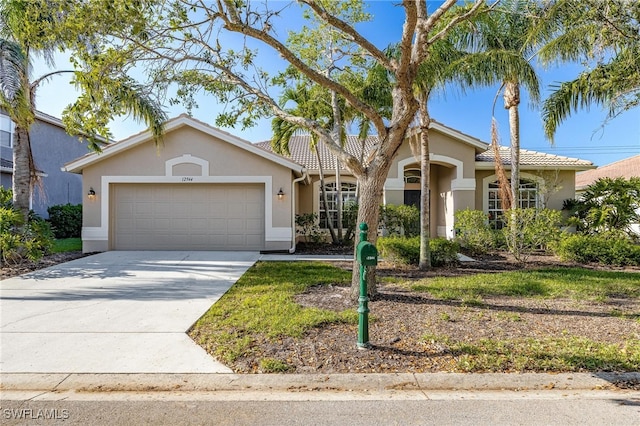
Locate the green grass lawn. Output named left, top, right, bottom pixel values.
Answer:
left=51, top=238, right=82, bottom=253
left=406, top=267, right=640, bottom=302
left=190, top=262, right=640, bottom=373
left=189, top=262, right=357, bottom=365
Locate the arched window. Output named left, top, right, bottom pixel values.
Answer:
left=404, top=168, right=421, bottom=184
left=487, top=179, right=539, bottom=229
left=319, top=182, right=357, bottom=229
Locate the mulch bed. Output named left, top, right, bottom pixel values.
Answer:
left=226, top=256, right=640, bottom=374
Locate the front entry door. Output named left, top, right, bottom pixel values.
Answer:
left=404, top=190, right=420, bottom=208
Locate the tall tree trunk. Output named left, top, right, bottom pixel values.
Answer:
left=504, top=81, right=520, bottom=207
left=316, top=146, right=338, bottom=243
left=12, top=125, right=32, bottom=223
left=504, top=81, right=521, bottom=256
left=418, top=100, right=431, bottom=270
left=350, top=169, right=387, bottom=300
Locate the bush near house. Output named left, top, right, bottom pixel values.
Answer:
left=564, top=177, right=640, bottom=237
left=295, top=212, right=323, bottom=244
left=380, top=204, right=420, bottom=237
left=503, top=208, right=563, bottom=261
left=378, top=236, right=459, bottom=267
left=0, top=188, right=54, bottom=265
left=48, top=204, right=82, bottom=239
left=454, top=209, right=497, bottom=254
left=554, top=233, right=640, bottom=266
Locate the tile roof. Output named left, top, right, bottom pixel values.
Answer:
left=255, top=135, right=379, bottom=171
left=257, top=135, right=594, bottom=172
left=476, top=146, right=594, bottom=169
left=575, top=155, right=640, bottom=190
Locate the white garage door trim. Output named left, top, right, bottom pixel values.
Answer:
left=82, top=175, right=292, bottom=245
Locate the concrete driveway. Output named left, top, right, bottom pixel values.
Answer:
left=0, top=251, right=259, bottom=373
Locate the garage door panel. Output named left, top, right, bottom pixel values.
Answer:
left=113, top=183, right=264, bottom=250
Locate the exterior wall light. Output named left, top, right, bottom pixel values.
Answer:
left=88, top=188, right=96, bottom=201
left=277, top=187, right=285, bottom=200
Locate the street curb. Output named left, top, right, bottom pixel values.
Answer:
left=2, top=372, right=638, bottom=393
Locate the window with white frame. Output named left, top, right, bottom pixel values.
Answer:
left=319, top=182, right=357, bottom=229
left=1, top=113, right=14, bottom=148
left=404, top=168, right=421, bottom=184
left=487, top=179, right=539, bottom=229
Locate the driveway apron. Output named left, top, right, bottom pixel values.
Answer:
left=0, top=251, right=258, bottom=373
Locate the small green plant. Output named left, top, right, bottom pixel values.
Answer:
left=1, top=189, right=54, bottom=265
left=430, top=238, right=460, bottom=267
left=259, top=358, right=292, bottom=373
left=295, top=213, right=323, bottom=243
left=439, top=312, right=453, bottom=322
left=47, top=204, right=82, bottom=239
left=454, top=209, right=497, bottom=254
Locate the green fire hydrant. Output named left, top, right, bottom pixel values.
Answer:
left=355, top=222, right=378, bottom=349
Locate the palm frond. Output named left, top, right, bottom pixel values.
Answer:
left=0, top=38, right=27, bottom=103
left=542, top=53, right=640, bottom=141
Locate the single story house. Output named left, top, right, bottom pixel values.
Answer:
left=63, top=114, right=594, bottom=253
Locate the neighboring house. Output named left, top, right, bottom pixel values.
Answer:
left=575, top=155, right=640, bottom=235
left=63, top=114, right=594, bottom=253
left=0, top=110, right=92, bottom=218
left=575, top=155, right=640, bottom=192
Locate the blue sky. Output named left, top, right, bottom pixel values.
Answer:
left=32, top=1, right=639, bottom=167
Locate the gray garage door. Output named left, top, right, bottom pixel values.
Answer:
left=112, top=183, right=264, bottom=250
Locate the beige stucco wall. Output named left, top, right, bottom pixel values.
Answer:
left=474, top=169, right=577, bottom=211
left=80, top=125, right=297, bottom=251
left=387, top=130, right=478, bottom=181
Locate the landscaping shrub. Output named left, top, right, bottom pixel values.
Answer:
left=342, top=200, right=359, bottom=243
left=554, top=233, right=640, bottom=266
left=503, top=208, right=563, bottom=261
left=295, top=213, right=322, bottom=243
left=380, top=204, right=420, bottom=237
left=430, top=238, right=460, bottom=267
left=1, top=188, right=54, bottom=265
left=454, top=209, right=497, bottom=254
left=377, top=236, right=420, bottom=265
left=377, top=236, right=459, bottom=267
left=47, top=203, right=82, bottom=239
left=563, top=177, right=640, bottom=237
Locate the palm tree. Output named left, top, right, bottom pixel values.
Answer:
left=0, top=0, right=166, bottom=221
left=271, top=84, right=342, bottom=244
left=538, top=0, right=640, bottom=141
left=0, top=1, right=67, bottom=221
left=449, top=0, right=541, bottom=253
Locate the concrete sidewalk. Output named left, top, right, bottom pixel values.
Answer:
left=0, top=251, right=259, bottom=374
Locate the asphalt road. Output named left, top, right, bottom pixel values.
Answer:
left=2, top=390, right=639, bottom=425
